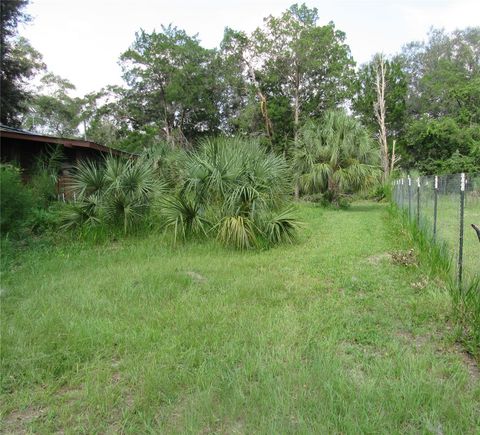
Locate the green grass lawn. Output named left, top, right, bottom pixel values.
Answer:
left=1, top=202, right=479, bottom=433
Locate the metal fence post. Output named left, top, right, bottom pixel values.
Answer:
left=416, top=177, right=420, bottom=226
left=458, top=173, right=465, bottom=287
left=433, top=175, right=438, bottom=242
left=408, top=176, right=412, bottom=220
left=401, top=178, right=404, bottom=209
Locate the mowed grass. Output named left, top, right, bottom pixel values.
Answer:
left=1, top=202, right=479, bottom=433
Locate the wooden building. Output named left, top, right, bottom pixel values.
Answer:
left=0, top=125, right=135, bottom=197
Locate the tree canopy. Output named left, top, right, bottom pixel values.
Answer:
left=0, top=0, right=44, bottom=126
left=3, top=2, right=480, bottom=175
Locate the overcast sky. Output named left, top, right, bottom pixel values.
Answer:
left=21, top=0, right=480, bottom=96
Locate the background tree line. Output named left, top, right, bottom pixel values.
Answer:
left=2, top=0, right=480, bottom=175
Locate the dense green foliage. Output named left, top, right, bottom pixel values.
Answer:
left=63, top=138, right=300, bottom=248
left=398, top=28, right=480, bottom=173
left=118, top=26, right=220, bottom=145
left=402, top=117, right=480, bottom=173
left=22, top=73, right=83, bottom=137
left=353, top=54, right=407, bottom=139
left=167, top=137, right=298, bottom=248
left=0, top=146, right=64, bottom=236
left=294, top=111, right=380, bottom=205
left=0, top=164, right=34, bottom=234
left=0, top=0, right=44, bottom=126
left=4, top=2, right=479, bottom=175
left=63, top=157, right=160, bottom=234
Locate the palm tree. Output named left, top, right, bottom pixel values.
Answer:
left=294, top=110, right=381, bottom=205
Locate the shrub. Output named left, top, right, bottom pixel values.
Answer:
left=161, top=136, right=301, bottom=249
left=63, top=156, right=161, bottom=234
left=402, top=117, right=480, bottom=174
left=28, top=204, right=64, bottom=234
left=30, top=144, right=64, bottom=208
left=29, top=171, right=58, bottom=208
left=63, top=137, right=301, bottom=248
left=367, top=182, right=392, bottom=202
left=160, top=193, right=209, bottom=243
left=0, top=164, right=34, bottom=235
left=259, top=207, right=301, bottom=245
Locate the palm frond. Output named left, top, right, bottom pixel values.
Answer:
left=216, top=215, right=257, bottom=250
left=260, top=206, right=301, bottom=245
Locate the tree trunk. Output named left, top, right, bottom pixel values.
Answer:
left=245, top=60, right=274, bottom=145
left=374, top=55, right=389, bottom=182
left=390, top=139, right=396, bottom=174
left=293, top=65, right=300, bottom=144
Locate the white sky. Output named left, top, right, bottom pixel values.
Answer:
left=21, top=0, right=480, bottom=96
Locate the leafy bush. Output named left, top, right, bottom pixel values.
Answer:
left=160, top=194, right=208, bottom=244
left=259, top=207, right=300, bottom=245
left=0, top=164, right=34, bottom=235
left=402, top=117, right=480, bottom=174
left=30, top=145, right=64, bottom=207
left=216, top=215, right=257, bottom=250
left=141, top=142, right=186, bottom=188
left=29, top=171, right=58, bottom=208
left=294, top=110, right=381, bottom=206
left=367, top=182, right=392, bottom=202
left=28, top=204, right=64, bottom=234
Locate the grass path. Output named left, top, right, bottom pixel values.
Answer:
left=1, top=202, right=479, bottom=433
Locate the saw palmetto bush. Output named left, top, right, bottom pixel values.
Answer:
left=294, top=110, right=381, bottom=206
left=160, top=137, right=300, bottom=249
left=63, top=156, right=161, bottom=234
left=141, top=141, right=187, bottom=188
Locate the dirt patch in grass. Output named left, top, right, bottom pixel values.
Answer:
left=453, top=345, right=480, bottom=382
left=395, top=330, right=432, bottom=349
left=2, top=406, right=47, bottom=434
left=396, top=330, right=479, bottom=381
left=391, top=249, right=417, bottom=266
left=186, top=271, right=207, bottom=282
left=366, top=252, right=392, bottom=265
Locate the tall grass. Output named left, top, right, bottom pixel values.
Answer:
left=451, top=277, right=480, bottom=357
left=390, top=204, right=479, bottom=359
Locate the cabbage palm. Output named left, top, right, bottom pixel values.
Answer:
left=294, top=110, right=381, bottom=205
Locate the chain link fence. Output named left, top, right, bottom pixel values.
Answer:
left=393, top=173, right=480, bottom=285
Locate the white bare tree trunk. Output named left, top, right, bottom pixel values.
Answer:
left=246, top=62, right=273, bottom=143
left=374, top=55, right=390, bottom=182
